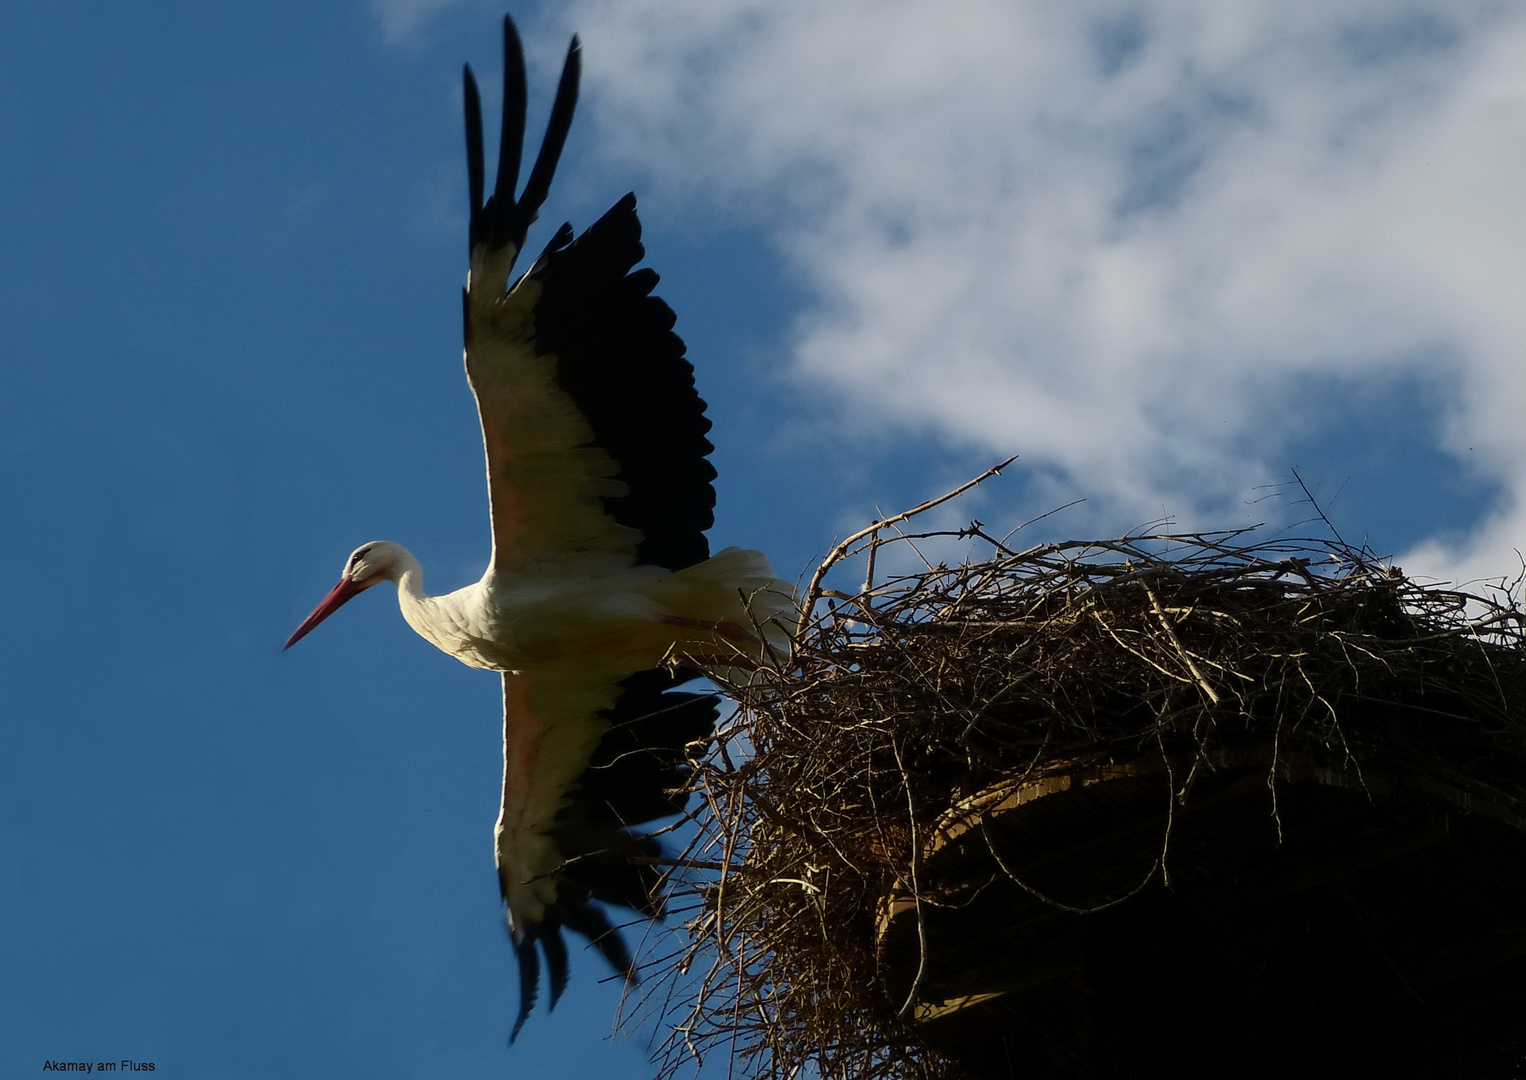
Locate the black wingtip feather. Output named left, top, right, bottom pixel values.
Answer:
left=626, top=267, right=661, bottom=298
left=463, top=65, right=484, bottom=235
left=510, top=934, right=540, bottom=1044
left=513, top=35, right=581, bottom=240
left=540, top=919, right=571, bottom=1009
left=467, top=18, right=582, bottom=263
left=517, top=221, right=575, bottom=288
left=561, top=902, right=637, bottom=983
left=494, top=15, right=528, bottom=222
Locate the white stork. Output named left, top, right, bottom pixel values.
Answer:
left=285, top=15, right=792, bottom=1040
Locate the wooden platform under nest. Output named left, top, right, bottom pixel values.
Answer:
left=878, top=747, right=1526, bottom=1079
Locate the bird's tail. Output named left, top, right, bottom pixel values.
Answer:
left=673, top=546, right=797, bottom=676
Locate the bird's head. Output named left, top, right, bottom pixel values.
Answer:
left=284, top=541, right=409, bottom=649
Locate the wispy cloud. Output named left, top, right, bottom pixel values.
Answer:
left=372, top=0, right=469, bottom=42
left=562, top=0, right=1526, bottom=579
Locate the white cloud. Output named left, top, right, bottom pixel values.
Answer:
left=556, top=1, right=1526, bottom=578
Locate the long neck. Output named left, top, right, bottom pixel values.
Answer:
left=389, top=547, right=487, bottom=665
left=392, top=547, right=426, bottom=604
left=388, top=546, right=430, bottom=627
left=384, top=543, right=497, bottom=671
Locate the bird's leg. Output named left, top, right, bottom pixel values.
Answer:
left=655, top=613, right=763, bottom=648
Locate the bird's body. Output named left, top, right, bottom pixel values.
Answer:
left=377, top=540, right=777, bottom=673
left=286, top=15, right=791, bottom=1040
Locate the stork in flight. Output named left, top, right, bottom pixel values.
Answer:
left=285, top=15, right=792, bottom=1039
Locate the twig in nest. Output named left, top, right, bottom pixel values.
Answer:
left=798, top=455, right=1018, bottom=638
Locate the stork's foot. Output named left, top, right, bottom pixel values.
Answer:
left=656, top=613, right=763, bottom=648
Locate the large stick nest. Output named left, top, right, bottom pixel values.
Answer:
left=646, top=480, right=1526, bottom=1080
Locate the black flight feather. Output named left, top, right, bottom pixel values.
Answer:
left=530, top=194, right=718, bottom=571
left=574, top=667, right=719, bottom=828
left=514, top=36, right=580, bottom=242
left=465, top=15, right=581, bottom=257
left=494, top=16, right=528, bottom=217
left=560, top=901, right=637, bottom=981
left=511, top=933, right=540, bottom=1043
left=539, top=914, right=571, bottom=1009
left=463, top=66, right=485, bottom=232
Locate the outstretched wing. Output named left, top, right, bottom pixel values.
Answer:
left=496, top=665, right=719, bottom=1040
left=462, top=17, right=716, bottom=578
left=462, top=18, right=727, bottom=1037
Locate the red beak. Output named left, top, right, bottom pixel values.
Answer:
left=285, top=577, right=367, bottom=650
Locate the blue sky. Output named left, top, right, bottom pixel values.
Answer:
left=3, top=2, right=1523, bottom=1076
